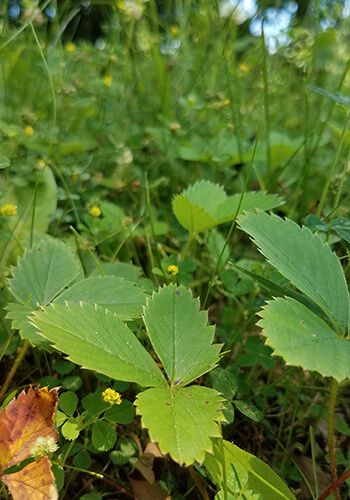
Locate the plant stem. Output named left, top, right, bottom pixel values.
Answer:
left=327, top=378, right=340, bottom=500
left=70, top=226, right=105, bottom=276
left=317, top=468, right=350, bottom=500
left=180, top=233, right=194, bottom=262
left=317, top=113, right=350, bottom=217
left=188, top=465, right=210, bottom=500
left=202, top=107, right=264, bottom=310
left=0, top=339, right=30, bottom=406
left=261, top=19, right=271, bottom=183
left=29, top=22, right=57, bottom=246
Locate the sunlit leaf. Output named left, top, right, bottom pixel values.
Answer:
left=205, top=438, right=296, bottom=500
left=54, top=276, right=146, bottom=319
left=135, top=386, right=224, bottom=465
left=31, top=302, right=167, bottom=388
left=144, top=284, right=222, bottom=386
left=173, top=181, right=283, bottom=236
left=9, top=239, right=81, bottom=308
left=238, top=211, right=349, bottom=334
left=258, top=297, right=350, bottom=382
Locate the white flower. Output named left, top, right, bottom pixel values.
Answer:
left=31, top=436, right=58, bottom=459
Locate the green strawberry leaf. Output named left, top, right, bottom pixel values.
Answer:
left=31, top=302, right=167, bottom=388
left=143, top=284, right=222, bottom=386
left=135, top=385, right=225, bottom=465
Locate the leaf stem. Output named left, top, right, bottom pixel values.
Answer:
left=0, top=339, right=30, bottom=406
left=70, top=226, right=105, bottom=276
left=327, top=378, right=340, bottom=500
left=180, top=233, right=194, bottom=262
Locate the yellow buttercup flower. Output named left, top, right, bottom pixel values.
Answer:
left=171, top=26, right=179, bottom=36
left=1, top=204, right=17, bottom=216
left=239, top=63, right=249, bottom=73
left=89, top=206, right=101, bottom=217
left=102, top=388, right=122, bottom=405
left=167, top=265, right=179, bottom=275
left=24, top=126, right=34, bottom=137
left=65, top=42, right=75, bottom=53
left=103, top=75, right=112, bottom=87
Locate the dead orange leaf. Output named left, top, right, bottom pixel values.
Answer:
left=0, top=387, right=59, bottom=500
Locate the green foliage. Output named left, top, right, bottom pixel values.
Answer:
left=135, top=386, right=224, bottom=465
left=239, top=211, right=350, bottom=381
left=173, top=181, right=283, bottom=236
left=205, top=439, right=297, bottom=500
left=259, top=297, right=350, bottom=381
left=31, top=302, right=167, bottom=387
left=1, top=1, right=349, bottom=497
left=9, top=238, right=81, bottom=308
left=54, top=276, right=146, bottom=319
left=143, top=284, right=222, bottom=386
left=238, top=211, right=349, bottom=334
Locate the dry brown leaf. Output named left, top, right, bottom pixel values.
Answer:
left=0, top=387, right=59, bottom=500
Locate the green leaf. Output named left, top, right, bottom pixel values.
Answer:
left=258, top=297, right=350, bottom=382
left=234, top=401, right=263, bottom=422
left=90, top=262, right=142, bottom=281
left=135, top=385, right=224, bottom=465
left=238, top=211, right=349, bottom=334
left=62, top=376, right=83, bottom=392
left=173, top=194, right=217, bottom=234
left=6, top=302, right=52, bottom=348
left=210, top=367, right=238, bottom=400
left=231, top=264, right=327, bottom=320
left=304, top=214, right=329, bottom=232
left=3, top=166, right=57, bottom=233
left=62, top=419, right=80, bottom=440
left=92, top=421, right=116, bottom=451
left=144, top=284, right=222, bottom=386
left=173, top=182, right=283, bottom=236
left=205, top=439, right=296, bottom=500
left=184, top=181, right=227, bottom=216
left=332, top=218, right=350, bottom=244
left=215, top=463, right=249, bottom=496
left=9, top=239, right=81, bottom=308
left=82, top=393, right=109, bottom=417
left=59, top=392, right=78, bottom=416
left=0, top=156, right=10, bottom=169
left=213, top=192, right=283, bottom=224
left=54, top=276, right=146, bottom=319
left=109, top=450, right=130, bottom=466
left=308, top=85, right=350, bottom=107
left=31, top=302, right=167, bottom=388
left=104, top=399, right=134, bottom=424
left=73, top=450, right=92, bottom=470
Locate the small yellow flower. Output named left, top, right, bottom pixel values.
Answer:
left=171, top=26, right=179, bottom=36
left=102, top=388, right=122, bottom=405
left=65, top=42, right=75, bottom=53
left=37, top=159, right=45, bottom=167
left=239, top=63, right=249, bottom=73
left=116, top=1, right=125, bottom=9
left=89, top=206, right=101, bottom=217
left=24, top=126, right=34, bottom=137
left=167, top=265, right=179, bottom=275
left=1, top=204, right=17, bottom=216
left=31, top=436, right=58, bottom=459
left=103, top=75, right=112, bottom=87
